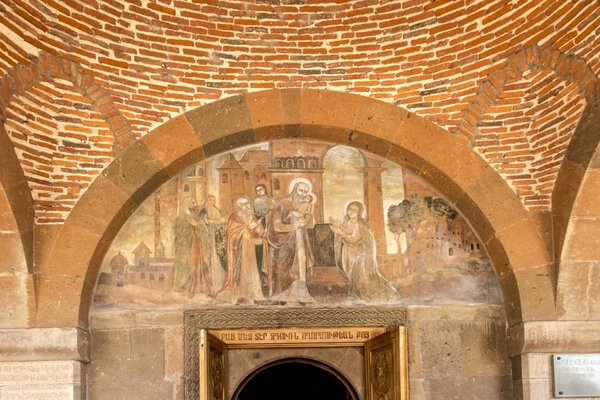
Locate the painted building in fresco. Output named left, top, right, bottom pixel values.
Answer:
left=93, top=139, right=501, bottom=309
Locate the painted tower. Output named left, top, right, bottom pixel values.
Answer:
left=177, top=162, right=207, bottom=213
left=218, top=153, right=245, bottom=215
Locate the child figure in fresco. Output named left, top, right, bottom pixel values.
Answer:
left=292, top=194, right=315, bottom=231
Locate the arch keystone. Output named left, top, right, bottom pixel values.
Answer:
left=300, top=89, right=363, bottom=131
left=141, top=114, right=204, bottom=177
left=185, top=94, right=254, bottom=156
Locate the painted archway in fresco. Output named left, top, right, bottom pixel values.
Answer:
left=92, top=139, right=502, bottom=309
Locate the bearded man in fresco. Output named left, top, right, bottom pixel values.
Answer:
left=266, top=180, right=315, bottom=300
left=218, top=197, right=266, bottom=303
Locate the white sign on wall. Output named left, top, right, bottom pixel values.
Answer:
left=553, top=354, right=600, bottom=398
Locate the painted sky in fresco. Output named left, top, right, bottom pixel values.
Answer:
left=322, top=146, right=364, bottom=223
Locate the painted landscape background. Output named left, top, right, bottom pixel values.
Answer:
left=93, top=140, right=502, bottom=309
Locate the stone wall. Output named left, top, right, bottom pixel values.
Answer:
left=0, top=328, right=88, bottom=400
left=1, top=3, right=600, bottom=397
left=87, top=305, right=510, bottom=400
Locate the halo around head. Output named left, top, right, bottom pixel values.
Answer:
left=343, top=200, right=366, bottom=218
left=288, top=177, right=313, bottom=194
left=233, top=196, right=251, bottom=210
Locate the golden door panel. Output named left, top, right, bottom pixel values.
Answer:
left=199, top=329, right=228, bottom=400
left=365, top=327, right=408, bottom=400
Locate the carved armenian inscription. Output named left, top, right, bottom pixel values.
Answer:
left=0, top=361, right=79, bottom=400
left=209, top=327, right=386, bottom=347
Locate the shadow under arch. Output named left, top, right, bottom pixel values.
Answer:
left=232, top=357, right=359, bottom=400
left=35, top=89, right=554, bottom=328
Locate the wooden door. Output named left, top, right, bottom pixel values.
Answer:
left=199, top=329, right=228, bottom=400
left=364, top=327, right=408, bottom=400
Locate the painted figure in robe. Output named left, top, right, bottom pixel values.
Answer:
left=218, top=197, right=266, bottom=303
left=172, top=199, right=212, bottom=297
left=330, top=201, right=396, bottom=300
left=267, top=180, right=315, bottom=301
left=199, top=194, right=228, bottom=290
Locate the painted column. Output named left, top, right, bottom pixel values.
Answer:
left=360, top=154, right=387, bottom=254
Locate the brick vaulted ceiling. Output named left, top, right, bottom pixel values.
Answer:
left=0, top=0, right=599, bottom=223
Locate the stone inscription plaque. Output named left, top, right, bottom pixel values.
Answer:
left=553, top=354, right=600, bottom=398
left=209, top=327, right=386, bottom=348
left=0, top=361, right=81, bottom=400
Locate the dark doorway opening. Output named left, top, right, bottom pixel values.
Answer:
left=234, top=358, right=358, bottom=400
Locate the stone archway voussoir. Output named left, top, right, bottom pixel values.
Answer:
left=141, top=114, right=205, bottom=177
left=35, top=89, right=556, bottom=329
left=185, top=94, right=255, bottom=157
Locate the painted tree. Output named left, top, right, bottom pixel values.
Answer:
left=427, top=197, right=458, bottom=232
left=387, top=195, right=459, bottom=274
left=387, top=194, right=458, bottom=255
left=386, top=194, right=427, bottom=254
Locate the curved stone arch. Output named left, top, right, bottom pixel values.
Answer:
left=556, top=105, right=600, bottom=320
left=557, top=162, right=600, bottom=319
left=0, top=51, right=136, bottom=155
left=35, top=89, right=553, bottom=328
left=455, top=45, right=600, bottom=283
left=455, top=45, right=597, bottom=140
left=0, top=181, right=34, bottom=328
left=553, top=85, right=600, bottom=276
left=0, top=123, right=33, bottom=274
left=0, top=124, right=35, bottom=327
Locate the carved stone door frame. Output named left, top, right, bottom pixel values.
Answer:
left=184, top=307, right=406, bottom=400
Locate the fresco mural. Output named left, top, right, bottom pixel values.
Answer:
left=93, top=140, right=503, bottom=309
